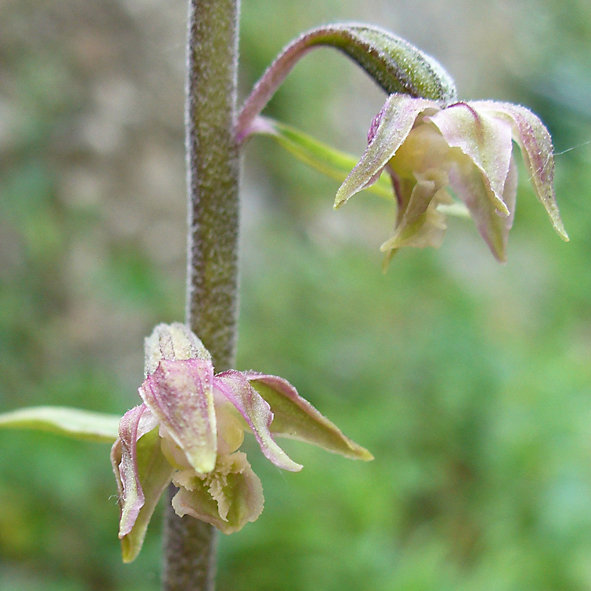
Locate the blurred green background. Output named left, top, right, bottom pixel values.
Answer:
left=1, top=0, right=591, bottom=589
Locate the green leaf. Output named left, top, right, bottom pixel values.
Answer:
left=257, top=118, right=395, bottom=201
left=0, top=406, right=121, bottom=443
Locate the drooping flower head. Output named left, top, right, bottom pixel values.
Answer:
left=111, top=323, right=372, bottom=562
left=336, top=95, right=569, bottom=263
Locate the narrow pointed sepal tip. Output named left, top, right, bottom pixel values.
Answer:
left=334, top=182, right=358, bottom=209
left=333, top=196, right=346, bottom=209
left=556, top=224, right=569, bottom=242
left=496, top=202, right=510, bottom=217
left=495, top=251, right=508, bottom=264
left=356, top=447, right=374, bottom=462
left=121, top=538, right=142, bottom=564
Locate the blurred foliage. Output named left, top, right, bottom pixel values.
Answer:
left=1, top=0, right=591, bottom=590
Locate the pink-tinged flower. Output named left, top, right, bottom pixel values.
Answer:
left=336, top=95, right=569, bottom=262
left=111, top=323, right=372, bottom=562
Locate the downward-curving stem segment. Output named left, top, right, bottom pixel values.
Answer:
left=236, top=24, right=457, bottom=142
left=162, top=0, right=241, bottom=589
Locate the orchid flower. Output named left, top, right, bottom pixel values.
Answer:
left=110, top=323, right=372, bottom=562
left=335, top=95, right=569, bottom=262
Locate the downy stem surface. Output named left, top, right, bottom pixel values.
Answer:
left=162, top=0, right=240, bottom=589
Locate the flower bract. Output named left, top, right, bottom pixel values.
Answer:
left=111, top=323, right=372, bottom=562
left=336, top=95, right=569, bottom=263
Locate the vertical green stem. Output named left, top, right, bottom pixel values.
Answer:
left=162, top=0, right=240, bottom=589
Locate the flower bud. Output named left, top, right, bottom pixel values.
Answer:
left=144, top=322, right=210, bottom=377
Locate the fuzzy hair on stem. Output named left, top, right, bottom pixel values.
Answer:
left=162, top=0, right=241, bottom=590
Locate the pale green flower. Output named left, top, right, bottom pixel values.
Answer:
left=111, top=323, right=372, bottom=562
left=336, top=95, right=569, bottom=262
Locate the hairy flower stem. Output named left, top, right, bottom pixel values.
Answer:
left=162, top=0, right=240, bottom=589
left=235, top=24, right=457, bottom=143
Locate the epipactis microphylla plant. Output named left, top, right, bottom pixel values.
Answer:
left=0, top=18, right=569, bottom=582
left=112, top=323, right=372, bottom=562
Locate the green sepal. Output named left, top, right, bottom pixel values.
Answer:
left=113, top=426, right=174, bottom=563
left=246, top=373, right=373, bottom=462
left=0, top=406, right=121, bottom=443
